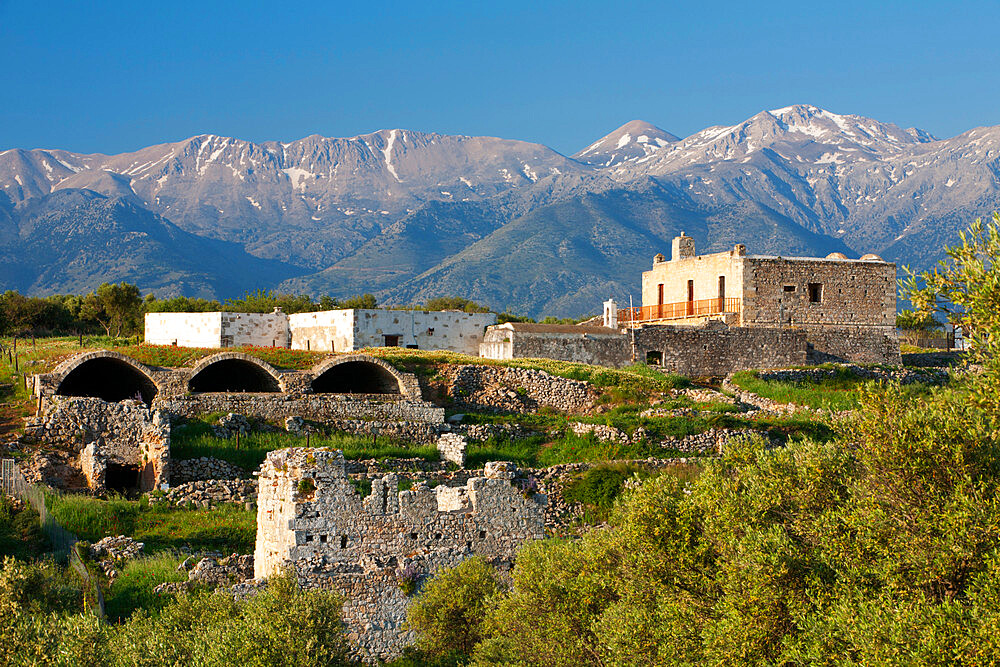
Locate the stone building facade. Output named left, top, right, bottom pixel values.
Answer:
left=145, top=308, right=496, bottom=355
left=634, top=234, right=899, bottom=364
left=254, top=448, right=546, bottom=662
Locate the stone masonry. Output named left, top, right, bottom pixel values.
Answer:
left=254, top=448, right=546, bottom=662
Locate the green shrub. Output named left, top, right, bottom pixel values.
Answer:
left=407, top=556, right=501, bottom=660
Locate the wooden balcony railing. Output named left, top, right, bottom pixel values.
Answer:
left=618, top=297, right=741, bottom=324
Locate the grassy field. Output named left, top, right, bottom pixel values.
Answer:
left=729, top=367, right=936, bottom=411
left=47, top=493, right=255, bottom=554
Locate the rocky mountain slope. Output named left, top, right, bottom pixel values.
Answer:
left=2, top=104, right=999, bottom=316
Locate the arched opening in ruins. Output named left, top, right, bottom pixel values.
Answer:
left=311, top=361, right=401, bottom=395
left=188, top=358, right=281, bottom=393
left=56, top=357, right=158, bottom=404
left=104, top=462, right=141, bottom=495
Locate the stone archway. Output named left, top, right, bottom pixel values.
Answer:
left=188, top=353, right=283, bottom=393
left=54, top=351, right=158, bottom=404
left=310, top=355, right=404, bottom=395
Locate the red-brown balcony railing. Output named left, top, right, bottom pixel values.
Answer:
left=618, top=297, right=741, bottom=324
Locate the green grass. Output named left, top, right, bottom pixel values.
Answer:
left=104, top=552, right=190, bottom=621
left=47, top=494, right=255, bottom=554
left=362, top=347, right=689, bottom=394
left=729, top=368, right=936, bottom=411
left=114, top=343, right=328, bottom=370
left=0, top=495, right=50, bottom=559
left=171, top=423, right=440, bottom=471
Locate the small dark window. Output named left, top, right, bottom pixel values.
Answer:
left=384, top=334, right=400, bottom=347
left=319, top=534, right=328, bottom=543
left=646, top=350, right=663, bottom=366
left=783, top=285, right=796, bottom=293
left=406, top=344, right=419, bottom=349
left=340, top=536, right=348, bottom=549
left=427, top=328, right=435, bottom=335
left=808, top=283, right=823, bottom=303
left=409, top=532, right=418, bottom=540
left=305, top=535, right=314, bottom=542
left=435, top=532, right=442, bottom=540
left=479, top=530, right=486, bottom=539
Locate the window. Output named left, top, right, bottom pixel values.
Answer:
left=383, top=334, right=400, bottom=346
left=646, top=350, right=663, bottom=366
left=406, top=344, right=419, bottom=349
left=808, top=283, right=823, bottom=303
left=783, top=285, right=796, bottom=293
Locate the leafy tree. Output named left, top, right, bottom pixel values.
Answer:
left=421, top=296, right=492, bottom=313
left=144, top=294, right=222, bottom=313
left=895, top=309, right=941, bottom=331
left=80, top=282, right=143, bottom=337
left=338, top=293, right=378, bottom=309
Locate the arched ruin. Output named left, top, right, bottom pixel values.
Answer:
left=54, top=352, right=158, bottom=404
left=311, top=356, right=403, bottom=395
left=188, top=353, right=283, bottom=393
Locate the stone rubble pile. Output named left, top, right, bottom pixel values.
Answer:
left=212, top=413, right=252, bottom=438
left=435, top=433, right=467, bottom=467
left=148, top=479, right=257, bottom=509
left=89, top=535, right=144, bottom=581
left=154, top=553, right=255, bottom=596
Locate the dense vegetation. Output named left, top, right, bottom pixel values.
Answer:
left=395, top=215, right=1000, bottom=665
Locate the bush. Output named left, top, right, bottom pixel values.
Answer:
left=407, top=556, right=501, bottom=660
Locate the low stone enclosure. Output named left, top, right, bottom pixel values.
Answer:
left=254, top=448, right=546, bottom=663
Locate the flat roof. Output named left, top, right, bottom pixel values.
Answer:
left=499, top=323, right=620, bottom=335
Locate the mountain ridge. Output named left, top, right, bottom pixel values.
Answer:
left=2, top=105, right=998, bottom=317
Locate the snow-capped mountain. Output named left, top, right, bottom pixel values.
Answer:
left=572, top=120, right=679, bottom=167
left=1, top=105, right=998, bottom=317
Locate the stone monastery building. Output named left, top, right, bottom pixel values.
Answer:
left=481, top=234, right=900, bottom=372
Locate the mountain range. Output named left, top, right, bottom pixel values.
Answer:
left=2, top=104, right=999, bottom=317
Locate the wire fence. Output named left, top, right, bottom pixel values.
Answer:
left=1, top=458, right=105, bottom=617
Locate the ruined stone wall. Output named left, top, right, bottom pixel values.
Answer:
left=254, top=448, right=545, bottom=662
left=633, top=324, right=808, bottom=376
left=804, top=326, right=902, bottom=365
left=481, top=325, right=630, bottom=367
left=157, top=395, right=444, bottom=424
left=742, top=257, right=896, bottom=330
left=444, top=365, right=598, bottom=414
left=26, top=397, right=170, bottom=492
left=288, top=310, right=355, bottom=352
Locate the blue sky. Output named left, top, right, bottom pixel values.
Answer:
left=1, top=0, right=998, bottom=155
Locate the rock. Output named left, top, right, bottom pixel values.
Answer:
left=284, top=416, right=306, bottom=434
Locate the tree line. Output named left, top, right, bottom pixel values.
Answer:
left=0, top=286, right=588, bottom=339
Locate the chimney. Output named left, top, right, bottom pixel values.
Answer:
left=672, top=232, right=695, bottom=261
left=603, top=299, right=618, bottom=329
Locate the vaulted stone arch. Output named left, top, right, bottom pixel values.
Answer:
left=188, top=353, right=284, bottom=393
left=53, top=351, right=159, bottom=404
left=310, top=355, right=409, bottom=396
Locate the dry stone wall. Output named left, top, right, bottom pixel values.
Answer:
left=156, top=395, right=443, bottom=424
left=633, top=324, right=808, bottom=376
left=254, top=448, right=546, bottom=663
left=444, top=365, right=597, bottom=414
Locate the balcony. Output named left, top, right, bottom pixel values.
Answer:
left=617, top=297, right=741, bottom=325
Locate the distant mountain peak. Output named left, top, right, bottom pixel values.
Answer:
left=573, top=120, right=679, bottom=166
